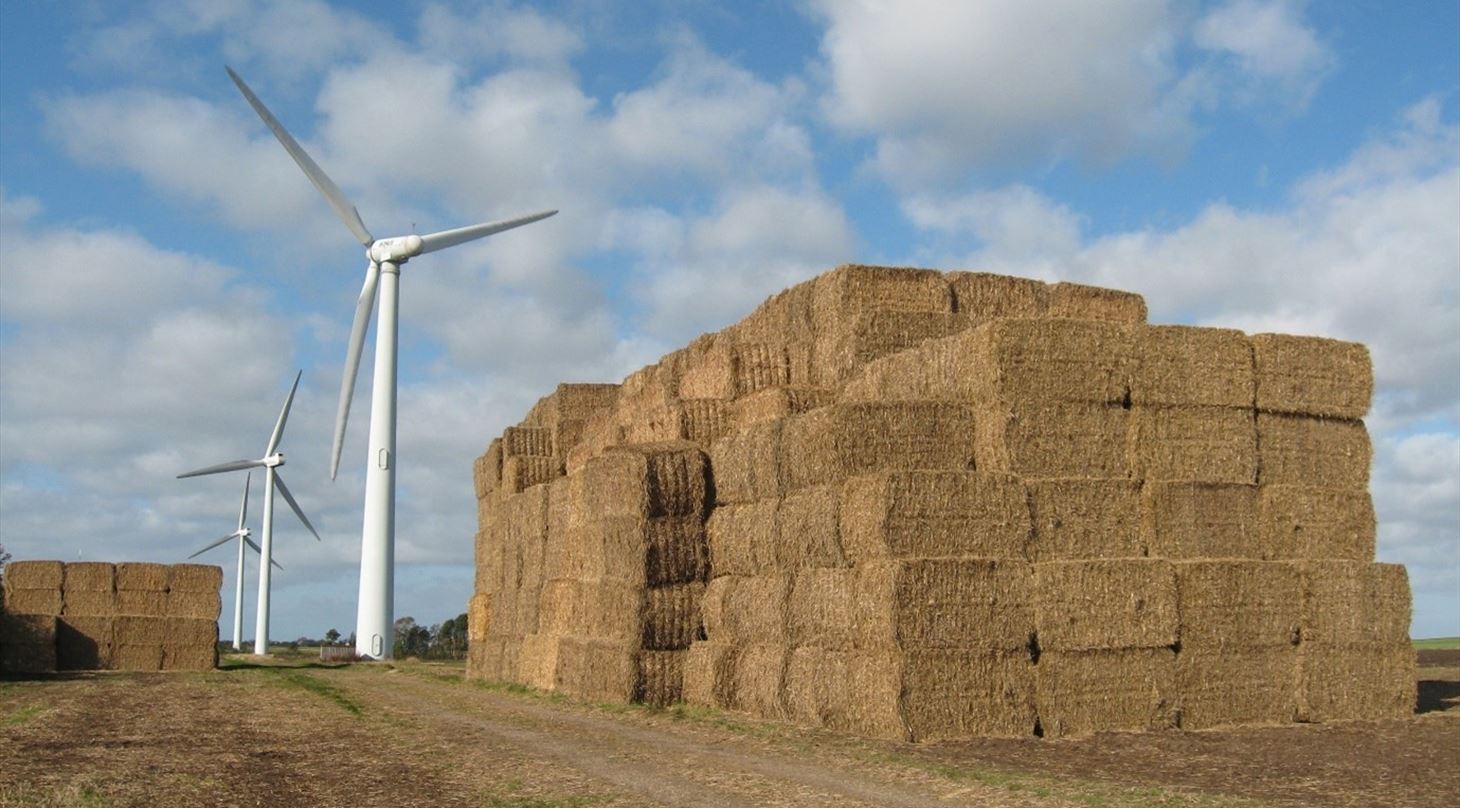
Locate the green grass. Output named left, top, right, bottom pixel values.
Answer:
left=1413, top=636, right=1460, bottom=649
left=264, top=669, right=365, bottom=717
left=3, top=702, right=46, bottom=727
left=0, top=782, right=110, bottom=807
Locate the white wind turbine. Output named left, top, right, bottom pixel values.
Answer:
left=226, top=67, right=556, bottom=660
left=186, top=472, right=283, bottom=651
left=178, top=370, right=320, bottom=655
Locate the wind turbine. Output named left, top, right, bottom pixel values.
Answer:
left=226, top=67, right=557, bottom=659
left=178, top=370, right=320, bottom=655
left=186, top=472, right=283, bottom=651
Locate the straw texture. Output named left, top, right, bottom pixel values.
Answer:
left=1251, top=334, right=1372, bottom=419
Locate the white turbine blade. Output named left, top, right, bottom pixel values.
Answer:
left=225, top=66, right=374, bottom=246
left=273, top=473, right=321, bottom=541
left=188, top=532, right=239, bottom=559
left=177, top=459, right=264, bottom=479
left=330, top=262, right=379, bottom=480
left=264, top=370, right=303, bottom=457
left=242, top=536, right=284, bottom=570
left=417, top=209, right=557, bottom=255
left=237, top=472, right=252, bottom=531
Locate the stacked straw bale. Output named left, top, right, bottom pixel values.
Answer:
left=1, top=561, right=219, bottom=673
left=466, top=264, right=1411, bottom=739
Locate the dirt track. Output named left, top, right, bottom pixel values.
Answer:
left=2, top=652, right=1457, bottom=807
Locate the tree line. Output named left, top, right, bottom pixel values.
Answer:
left=307, top=612, right=469, bottom=660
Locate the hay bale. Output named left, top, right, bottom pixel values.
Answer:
left=555, top=636, right=638, bottom=703
left=1035, top=648, right=1177, bottom=737
left=969, top=318, right=1136, bottom=405
left=63, top=562, right=116, bottom=592
left=1033, top=560, right=1178, bottom=651
left=469, top=634, right=522, bottom=682
left=474, top=440, right=503, bottom=499
left=113, top=644, right=164, bottom=672
left=781, top=402, right=976, bottom=491
left=1251, top=334, right=1372, bottom=419
left=643, top=583, right=704, bottom=651
left=62, top=589, right=117, bottom=618
left=783, top=646, right=853, bottom=728
left=681, top=399, right=733, bottom=448
left=536, top=579, right=641, bottom=640
left=777, top=484, right=849, bottom=568
left=1141, top=482, right=1261, bottom=559
left=682, top=640, right=739, bottom=708
left=468, top=593, right=491, bottom=642
left=1127, top=405, right=1257, bottom=484
left=1026, top=478, right=1143, bottom=561
left=167, top=564, right=223, bottom=593
left=842, top=471, right=1029, bottom=562
left=167, top=589, right=222, bottom=620
left=1133, top=326, right=1254, bottom=408
left=700, top=575, right=788, bottom=645
left=1046, top=281, right=1147, bottom=323
left=1, top=638, right=58, bottom=674
left=730, top=278, right=817, bottom=344
left=635, top=650, right=685, bottom=707
left=838, top=331, right=969, bottom=404
left=730, top=643, right=790, bottom=719
left=517, top=632, right=562, bottom=690
left=948, top=271, right=1049, bottom=321
left=1, top=612, right=57, bottom=647
left=706, top=500, right=778, bottom=577
left=1297, top=643, right=1415, bottom=722
left=708, top=420, right=783, bottom=505
left=849, top=651, right=1037, bottom=741
left=735, top=342, right=800, bottom=395
left=730, top=386, right=833, bottom=427
left=116, top=590, right=167, bottom=616
left=810, top=265, right=952, bottom=335
left=1176, top=647, right=1298, bottom=729
left=856, top=560, right=1034, bottom=652
left=4, top=560, right=63, bottom=590
left=162, top=643, right=218, bottom=671
left=502, top=455, right=559, bottom=493
left=587, top=443, right=709, bottom=519
left=1175, top=561, right=1301, bottom=649
left=115, top=562, right=169, bottom=592
left=644, top=515, right=709, bottom=587
left=3, top=588, right=62, bottom=615
left=473, top=527, right=501, bottom=595
left=502, top=426, right=554, bottom=458
left=1256, top=414, right=1371, bottom=489
left=816, top=310, right=969, bottom=384
left=975, top=401, right=1130, bottom=478
left=678, top=337, right=736, bottom=399
left=786, top=568, right=857, bottom=650
left=1299, top=561, right=1410, bottom=647
left=56, top=617, right=114, bottom=670
left=1259, top=485, right=1376, bottom=561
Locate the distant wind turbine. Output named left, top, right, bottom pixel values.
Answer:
left=226, top=67, right=556, bottom=659
left=187, top=472, right=283, bottom=651
left=178, top=370, right=320, bottom=655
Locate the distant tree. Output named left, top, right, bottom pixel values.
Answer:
left=324, top=628, right=341, bottom=645
left=0, top=542, right=10, bottom=575
left=393, top=616, right=431, bottom=658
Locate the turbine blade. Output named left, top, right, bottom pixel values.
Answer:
left=225, top=67, right=374, bottom=246
left=271, top=558, right=284, bottom=571
left=264, top=370, right=303, bottom=457
left=188, top=533, right=238, bottom=558
left=273, top=473, right=321, bottom=541
left=237, top=472, right=252, bottom=531
left=330, top=262, right=379, bottom=479
left=417, top=209, right=557, bottom=255
left=177, top=459, right=264, bottom=479
left=243, top=536, right=284, bottom=570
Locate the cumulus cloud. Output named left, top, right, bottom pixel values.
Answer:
left=1193, top=0, right=1334, bottom=109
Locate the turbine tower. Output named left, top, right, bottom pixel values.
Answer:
left=186, top=472, right=283, bottom=650
left=226, top=67, right=557, bottom=659
left=178, top=370, right=320, bottom=655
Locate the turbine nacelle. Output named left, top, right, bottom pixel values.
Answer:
left=368, top=235, right=424, bottom=264
left=262, top=452, right=285, bottom=469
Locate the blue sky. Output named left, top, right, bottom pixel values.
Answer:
left=1, top=0, right=1456, bottom=640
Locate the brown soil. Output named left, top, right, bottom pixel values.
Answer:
left=1, top=651, right=1456, bottom=807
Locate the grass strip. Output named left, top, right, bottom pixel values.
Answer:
left=265, top=669, right=365, bottom=717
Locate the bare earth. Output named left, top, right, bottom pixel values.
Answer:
left=2, top=651, right=1456, bottom=808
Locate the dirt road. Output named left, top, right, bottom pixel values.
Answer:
left=2, top=652, right=1457, bottom=807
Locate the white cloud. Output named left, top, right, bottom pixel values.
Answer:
left=417, top=2, right=584, bottom=67
left=1193, top=0, right=1334, bottom=109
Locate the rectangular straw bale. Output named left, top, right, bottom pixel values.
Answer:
left=784, top=647, right=853, bottom=728
left=1035, top=648, right=1177, bottom=738
left=1176, top=647, right=1298, bottom=729
left=975, top=401, right=1130, bottom=478
left=467, top=634, right=522, bottom=682
left=468, top=593, right=491, bottom=642
left=782, top=402, right=976, bottom=491
left=838, top=331, right=973, bottom=404
left=167, top=564, right=223, bottom=593
left=787, top=568, right=857, bottom=650
left=167, top=589, right=222, bottom=620
left=474, top=528, right=502, bottom=594
left=1, top=612, right=57, bottom=647
left=502, top=426, right=554, bottom=458
left=708, top=420, right=783, bottom=505
left=678, top=338, right=735, bottom=400
left=5, top=560, right=64, bottom=590
left=162, top=643, right=218, bottom=671
left=593, top=443, right=710, bottom=518
left=565, top=410, right=621, bottom=476
left=548, top=383, right=622, bottom=423
left=57, top=617, right=114, bottom=670
left=474, top=442, right=501, bottom=498
left=62, top=589, right=117, bottom=618
left=536, top=579, right=642, bottom=640
left=1256, top=414, right=1371, bottom=489
left=730, top=386, right=833, bottom=427
left=1259, top=485, right=1375, bottom=561
left=842, top=471, right=1029, bottom=561
left=1176, top=561, right=1301, bottom=649
left=63, top=562, right=115, bottom=592
left=706, top=500, right=778, bottom=577
left=1141, top=481, right=1261, bottom=559
left=1026, top=478, right=1142, bottom=561
left=1251, top=334, right=1372, bottom=419
left=681, top=399, right=733, bottom=448
left=1297, top=643, right=1415, bottom=722
left=817, top=310, right=969, bottom=385
left=1033, top=560, right=1178, bottom=651
left=643, top=583, right=704, bottom=651
left=502, top=455, right=559, bottom=494
left=730, top=279, right=816, bottom=343
left=1128, top=405, right=1258, bottom=484
left=682, top=641, right=740, bottom=708
left=948, top=271, right=1049, bottom=321
left=555, top=636, right=638, bottom=703
left=730, top=643, right=790, bottom=719
left=1046, top=281, right=1148, bottom=323
left=700, top=575, right=789, bottom=645
left=810, top=265, right=953, bottom=335
left=1133, top=326, right=1254, bottom=408
left=848, top=651, right=1037, bottom=741
left=1, top=642, right=57, bottom=674
left=969, top=318, right=1137, bottom=405
left=635, top=650, right=685, bottom=707
left=644, top=515, right=710, bottom=587
left=112, top=644, right=164, bottom=672
left=1299, top=561, right=1410, bottom=647
left=4, top=588, right=63, bottom=615
left=115, top=562, right=169, bottom=592
left=856, top=560, right=1034, bottom=652
left=117, top=590, right=168, bottom=616
left=734, top=342, right=796, bottom=394
left=517, top=633, right=562, bottom=690
left=777, top=484, right=849, bottom=568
